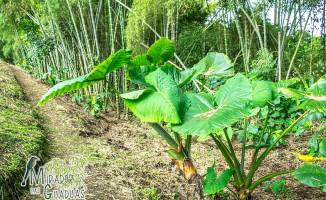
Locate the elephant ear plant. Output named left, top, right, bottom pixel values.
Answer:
left=38, top=38, right=326, bottom=199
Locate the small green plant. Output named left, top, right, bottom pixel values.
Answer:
left=82, top=92, right=111, bottom=117
left=38, top=38, right=326, bottom=199
left=264, top=180, right=287, bottom=194
left=133, top=187, right=159, bottom=200
left=42, top=66, right=68, bottom=86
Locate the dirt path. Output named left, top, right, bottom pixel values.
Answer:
left=6, top=63, right=326, bottom=200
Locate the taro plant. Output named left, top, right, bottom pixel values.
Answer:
left=37, top=38, right=326, bottom=199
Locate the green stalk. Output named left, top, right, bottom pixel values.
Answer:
left=249, top=170, right=295, bottom=191
left=173, top=131, right=181, bottom=144
left=250, top=108, right=270, bottom=169
left=108, top=0, right=119, bottom=118
left=185, top=135, right=192, bottom=158
left=66, top=0, right=89, bottom=74
left=149, top=123, right=178, bottom=150
left=240, top=119, right=248, bottom=176
left=210, top=133, right=234, bottom=170
left=244, top=110, right=310, bottom=188
left=89, top=0, right=100, bottom=57
left=78, top=0, right=92, bottom=63
left=210, top=133, right=241, bottom=186
left=285, top=8, right=312, bottom=80
left=223, top=128, right=243, bottom=181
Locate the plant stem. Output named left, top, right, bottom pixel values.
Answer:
left=149, top=123, right=178, bottom=150
left=223, top=128, right=244, bottom=181
left=249, top=170, right=295, bottom=191
left=210, top=133, right=241, bottom=186
left=185, top=135, right=192, bottom=158
left=240, top=119, right=248, bottom=176
left=250, top=108, right=270, bottom=169
left=244, top=109, right=309, bottom=188
left=210, top=133, right=234, bottom=170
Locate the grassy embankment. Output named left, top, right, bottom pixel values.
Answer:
left=0, top=61, right=47, bottom=199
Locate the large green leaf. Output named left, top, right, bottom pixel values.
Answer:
left=160, top=64, right=196, bottom=87
left=160, top=64, right=181, bottom=84
left=203, top=163, right=234, bottom=195
left=127, top=54, right=156, bottom=87
left=38, top=49, right=132, bottom=106
left=301, top=75, right=326, bottom=112
left=252, top=81, right=276, bottom=107
left=184, top=52, right=234, bottom=81
left=279, top=75, right=326, bottom=112
left=147, top=37, right=175, bottom=65
left=172, top=73, right=252, bottom=135
left=294, top=164, right=326, bottom=192
left=278, top=88, right=305, bottom=99
left=277, top=77, right=300, bottom=88
left=319, top=138, right=326, bottom=157
left=121, top=68, right=188, bottom=124
left=87, top=49, right=132, bottom=80
left=38, top=75, right=97, bottom=106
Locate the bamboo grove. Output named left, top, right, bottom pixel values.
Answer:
left=0, top=0, right=326, bottom=118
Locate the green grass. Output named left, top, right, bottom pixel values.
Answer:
left=0, top=63, right=47, bottom=199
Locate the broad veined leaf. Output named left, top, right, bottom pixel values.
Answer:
left=160, top=64, right=181, bottom=84
left=147, top=37, right=175, bottom=65
left=38, top=49, right=132, bottom=106
left=160, top=64, right=197, bottom=87
left=203, top=162, right=234, bottom=195
left=185, top=52, right=234, bottom=81
left=179, top=69, right=197, bottom=87
left=172, top=73, right=252, bottom=135
left=252, top=81, right=276, bottom=107
left=121, top=68, right=188, bottom=123
left=201, top=53, right=234, bottom=78
left=277, top=77, right=300, bottom=88
left=301, top=75, right=326, bottom=112
left=172, top=92, right=215, bottom=134
left=87, top=49, right=132, bottom=80
left=280, top=75, right=326, bottom=112
left=319, top=138, right=326, bottom=157
left=294, top=164, right=326, bottom=192
left=309, top=75, right=326, bottom=95
left=127, top=54, right=156, bottom=87
left=38, top=75, right=97, bottom=106
left=279, top=87, right=305, bottom=99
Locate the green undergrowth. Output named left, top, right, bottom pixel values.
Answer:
left=0, top=62, right=47, bottom=199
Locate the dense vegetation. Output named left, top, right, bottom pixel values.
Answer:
left=0, top=0, right=326, bottom=199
